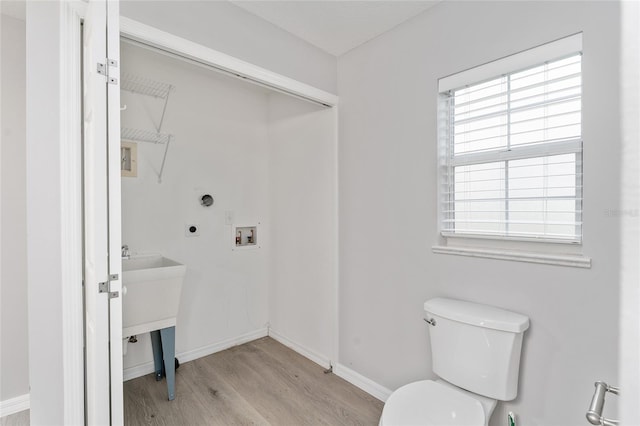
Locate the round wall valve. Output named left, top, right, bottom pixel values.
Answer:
left=200, top=194, right=214, bottom=207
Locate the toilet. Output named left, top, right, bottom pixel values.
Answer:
left=380, top=298, right=530, bottom=426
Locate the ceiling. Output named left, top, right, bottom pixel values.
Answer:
left=231, top=1, right=440, bottom=56
left=1, top=0, right=439, bottom=57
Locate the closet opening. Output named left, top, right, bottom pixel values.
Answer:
left=118, top=27, right=338, bottom=417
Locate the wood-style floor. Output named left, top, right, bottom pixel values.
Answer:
left=1, top=337, right=383, bottom=426
left=125, top=336, right=383, bottom=425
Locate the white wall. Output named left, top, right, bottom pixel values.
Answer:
left=337, top=2, right=621, bottom=425
left=25, top=2, right=66, bottom=423
left=120, top=42, right=270, bottom=369
left=120, top=1, right=337, bottom=95
left=0, top=13, right=29, bottom=403
left=267, top=93, right=337, bottom=365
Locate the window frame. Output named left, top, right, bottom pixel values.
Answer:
left=437, top=34, right=584, bottom=247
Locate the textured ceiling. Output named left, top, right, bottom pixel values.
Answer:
left=231, top=1, right=440, bottom=56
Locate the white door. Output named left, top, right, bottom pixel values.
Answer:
left=83, top=0, right=123, bottom=424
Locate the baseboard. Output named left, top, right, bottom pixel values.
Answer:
left=251, top=329, right=390, bottom=404
left=0, top=393, right=30, bottom=418
left=123, top=327, right=269, bottom=381
left=123, top=361, right=155, bottom=382
left=333, top=363, right=392, bottom=402
left=267, top=328, right=331, bottom=370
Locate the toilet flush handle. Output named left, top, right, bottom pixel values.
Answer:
left=424, top=318, right=436, bottom=326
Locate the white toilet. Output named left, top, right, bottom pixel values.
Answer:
left=380, top=298, right=530, bottom=426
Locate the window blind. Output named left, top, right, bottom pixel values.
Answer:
left=439, top=52, right=582, bottom=242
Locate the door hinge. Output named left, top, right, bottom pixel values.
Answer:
left=97, top=58, right=118, bottom=85
left=98, top=277, right=119, bottom=299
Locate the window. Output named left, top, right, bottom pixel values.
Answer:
left=438, top=36, right=582, bottom=244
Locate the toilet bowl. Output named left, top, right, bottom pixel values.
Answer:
left=379, top=380, right=496, bottom=426
left=379, top=298, right=529, bottom=426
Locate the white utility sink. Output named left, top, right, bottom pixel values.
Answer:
left=122, top=254, right=186, bottom=337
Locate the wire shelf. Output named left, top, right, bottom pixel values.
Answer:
left=121, top=127, right=171, bottom=145
left=121, top=73, right=172, bottom=99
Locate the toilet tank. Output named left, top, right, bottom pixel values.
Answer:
left=424, top=298, right=530, bottom=401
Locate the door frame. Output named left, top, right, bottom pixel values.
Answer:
left=118, top=14, right=341, bottom=371
left=59, top=2, right=86, bottom=424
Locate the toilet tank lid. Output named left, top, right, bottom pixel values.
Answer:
left=424, top=298, right=530, bottom=333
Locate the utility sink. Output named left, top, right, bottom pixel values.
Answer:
left=122, top=254, right=186, bottom=337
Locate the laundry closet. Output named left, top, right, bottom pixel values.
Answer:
left=119, top=39, right=337, bottom=381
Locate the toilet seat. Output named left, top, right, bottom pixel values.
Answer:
left=379, top=380, right=493, bottom=426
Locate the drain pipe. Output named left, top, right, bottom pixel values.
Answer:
left=123, top=335, right=138, bottom=356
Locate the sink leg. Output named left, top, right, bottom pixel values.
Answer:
left=160, top=326, right=176, bottom=401
left=150, top=330, right=164, bottom=381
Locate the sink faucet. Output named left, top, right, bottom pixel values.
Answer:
left=122, top=245, right=130, bottom=260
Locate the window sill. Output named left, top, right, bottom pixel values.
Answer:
left=432, top=245, right=591, bottom=268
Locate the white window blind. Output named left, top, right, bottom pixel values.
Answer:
left=439, top=45, right=582, bottom=243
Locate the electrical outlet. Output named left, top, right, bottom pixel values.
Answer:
left=185, top=224, right=200, bottom=237
left=225, top=210, right=234, bottom=225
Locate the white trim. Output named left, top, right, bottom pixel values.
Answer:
left=268, top=329, right=332, bottom=370
left=440, top=232, right=582, bottom=245
left=119, top=17, right=339, bottom=107
left=438, top=33, right=583, bottom=92
left=122, top=363, right=156, bottom=383
left=332, top=105, right=340, bottom=367
left=0, top=394, right=30, bottom=418
left=333, top=364, right=393, bottom=402
left=60, top=3, right=85, bottom=424
left=123, top=328, right=268, bottom=381
left=432, top=245, right=591, bottom=268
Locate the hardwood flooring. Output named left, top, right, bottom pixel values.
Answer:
left=124, top=337, right=383, bottom=425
